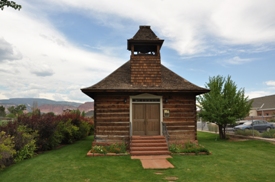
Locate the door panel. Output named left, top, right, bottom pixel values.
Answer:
left=132, top=104, right=145, bottom=135
left=146, top=104, right=160, bottom=135
left=132, top=103, right=160, bottom=136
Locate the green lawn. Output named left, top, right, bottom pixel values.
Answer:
left=0, top=132, right=275, bottom=182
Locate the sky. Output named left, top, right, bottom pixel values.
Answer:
left=1, top=0, right=275, bottom=103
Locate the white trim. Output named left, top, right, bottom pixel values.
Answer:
left=130, top=93, right=163, bottom=136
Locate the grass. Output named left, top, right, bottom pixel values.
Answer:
left=1, top=132, right=275, bottom=182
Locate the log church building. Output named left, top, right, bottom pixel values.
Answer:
left=81, top=26, right=209, bottom=155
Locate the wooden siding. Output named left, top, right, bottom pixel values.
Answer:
left=92, top=93, right=197, bottom=146
left=93, top=94, right=130, bottom=146
left=162, top=93, right=197, bottom=144
left=130, top=55, right=161, bottom=86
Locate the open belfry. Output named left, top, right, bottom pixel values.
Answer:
left=82, top=26, right=209, bottom=155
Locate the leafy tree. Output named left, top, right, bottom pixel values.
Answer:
left=0, top=0, right=21, bottom=10
left=197, top=75, right=252, bottom=139
left=7, top=104, right=26, bottom=117
left=0, top=106, right=6, bottom=117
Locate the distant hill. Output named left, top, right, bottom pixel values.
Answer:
left=0, top=98, right=94, bottom=115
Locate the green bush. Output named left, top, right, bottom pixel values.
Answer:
left=74, top=121, right=91, bottom=140
left=169, top=141, right=210, bottom=155
left=57, top=119, right=79, bottom=144
left=106, top=143, right=127, bottom=153
left=0, top=131, right=16, bottom=169
left=262, top=129, right=275, bottom=138
left=234, top=129, right=260, bottom=136
left=14, top=126, right=37, bottom=162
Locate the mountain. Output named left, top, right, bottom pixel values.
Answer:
left=0, top=98, right=94, bottom=115
left=0, top=98, right=82, bottom=107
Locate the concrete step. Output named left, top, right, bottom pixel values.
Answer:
left=130, top=150, right=171, bottom=156
left=130, top=142, right=168, bottom=147
left=131, top=136, right=165, bottom=140
left=130, top=136, right=170, bottom=156
left=130, top=139, right=166, bottom=143
left=130, top=146, right=168, bottom=151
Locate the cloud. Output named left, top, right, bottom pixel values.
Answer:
left=30, top=64, right=55, bottom=77
left=265, top=80, right=275, bottom=87
left=45, top=0, right=275, bottom=56
left=1, top=0, right=275, bottom=103
left=0, top=4, right=125, bottom=102
left=223, top=56, right=253, bottom=65
left=0, top=38, right=22, bottom=62
left=245, top=91, right=272, bottom=99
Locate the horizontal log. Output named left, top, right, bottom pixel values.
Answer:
left=96, top=131, right=130, bottom=135
left=97, top=122, right=130, bottom=126
left=96, top=108, right=129, bottom=112
left=166, top=126, right=195, bottom=130
left=163, top=121, right=195, bottom=125
left=95, top=103, right=129, bottom=108
left=96, top=112, right=129, bottom=116
left=96, top=116, right=129, bottom=120
left=97, top=126, right=130, bottom=131
left=96, top=118, right=130, bottom=122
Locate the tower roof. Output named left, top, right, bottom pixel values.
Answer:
left=127, top=26, right=164, bottom=50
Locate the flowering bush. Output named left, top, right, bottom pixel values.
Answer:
left=91, top=143, right=127, bottom=154
left=91, top=146, right=107, bottom=154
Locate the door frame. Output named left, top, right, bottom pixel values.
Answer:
left=130, top=93, right=163, bottom=136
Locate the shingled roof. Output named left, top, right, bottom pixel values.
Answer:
left=81, top=61, right=209, bottom=98
left=127, top=26, right=164, bottom=51
left=131, top=26, right=160, bottom=40
left=251, top=94, right=275, bottom=110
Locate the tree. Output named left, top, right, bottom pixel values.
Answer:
left=0, top=106, right=6, bottom=117
left=7, top=104, right=26, bottom=117
left=0, top=0, right=21, bottom=11
left=197, top=75, right=252, bottom=139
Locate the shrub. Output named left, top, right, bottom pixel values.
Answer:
left=234, top=129, right=260, bottom=136
left=75, top=121, right=91, bottom=140
left=91, top=145, right=107, bottom=154
left=57, top=111, right=94, bottom=143
left=17, top=113, right=61, bottom=151
left=90, top=143, right=127, bottom=154
left=262, top=129, right=275, bottom=138
left=0, top=131, right=16, bottom=169
left=56, top=119, right=79, bottom=144
left=169, top=141, right=210, bottom=155
left=14, top=125, right=37, bottom=162
left=106, top=143, right=127, bottom=153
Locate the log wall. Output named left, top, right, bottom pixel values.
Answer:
left=93, top=94, right=130, bottom=146
left=92, top=92, right=197, bottom=146
left=162, top=93, right=197, bottom=144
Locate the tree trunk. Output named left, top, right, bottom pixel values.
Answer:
left=218, top=124, right=226, bottom=139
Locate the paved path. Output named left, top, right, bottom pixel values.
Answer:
left=131, top=155, right=174, bottom=169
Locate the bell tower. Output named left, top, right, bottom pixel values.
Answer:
left=127, top=26, right=164, bottom=86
